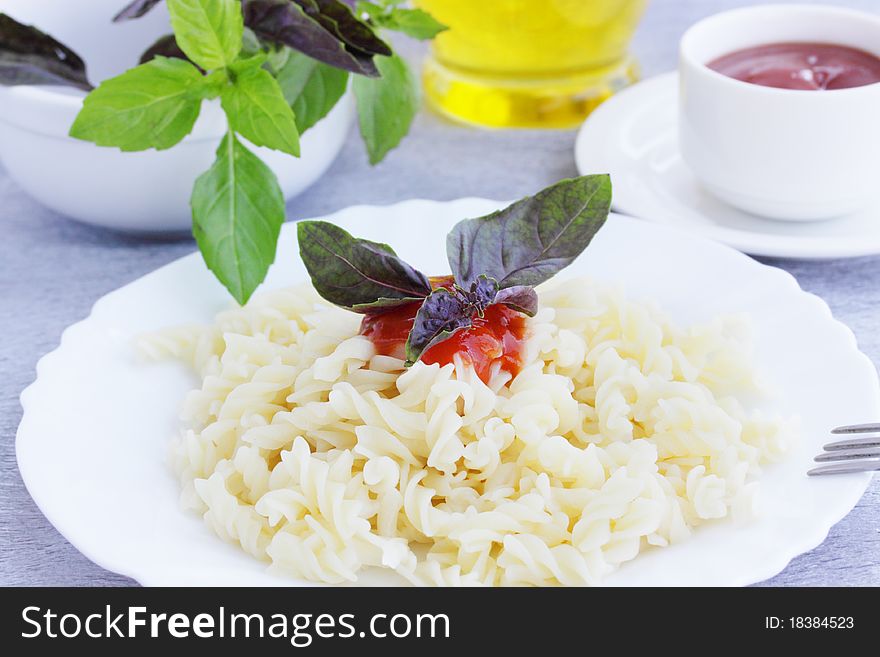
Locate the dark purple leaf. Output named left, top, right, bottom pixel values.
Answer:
left=495, top=286, right=538, bottom=317
left=405, top=288, right=473, bottom=365
left=297, top=220, right=431, bottom=311
left=447, top=175, right=612, bottom=289
left=113, top=0, right=164, bottom=22
left=242, top=0, right=379, bottom=76
left=294, top=0, right=391, bottom=57
left=0, top=13, right=92, bottom=90
left=139, top=33, right=196, bottom=66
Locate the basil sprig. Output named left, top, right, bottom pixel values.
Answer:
left=0, top=1, right=445, bottom=305
left=298, top=174, right=613, bottom=365
left=405, top=275, right=499, bottom=365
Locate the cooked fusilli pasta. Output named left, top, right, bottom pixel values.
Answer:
left=140, top=278, right=795, bottom=586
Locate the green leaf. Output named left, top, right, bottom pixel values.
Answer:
left=379, top=8, right=448, bottom=40
left=192, top=132, right=286, bottom=304
left=242, top=0, right=379, bottom=77
left=69, top=57, right=213, bottom=151
left=404, top=288, right=472, bottom=365
left=0, top=13, right=92, bottom=90
left=275, top=51, right=349, bottom=133
left=446, top=175, right=613, bottom=289
left=221, top=63, right=300, bottom=156
left=297, top=220, right=431, bottom=311
left=241, top=27, right=264, bottom=57
left=352, top=53, right=418, bottom=165
left=354, top=1, right=383, bottom=21
left=166, top=0, right=243, bottom=70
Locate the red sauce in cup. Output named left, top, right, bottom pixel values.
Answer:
left=708, top=42, right=880, bottom=90
left=359, top=276, right=528, bottom=383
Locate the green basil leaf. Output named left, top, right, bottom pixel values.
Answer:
left=447, top=174, right=613, bottom=289
left=494, top=286, right=538, bottom=317
left=230, top=52, right=269, bottom=72
left=296, top=0, right=391, bottom=56
left=222, top=62, right=300, bottom=156
left=242, top=0, right=379, bottom=77
left=378, top=8, right=448, bottom=40
left=192, top=131, right=285, bottom=305
left=114, top=0, right=164, bottom=21
left=275, top=50, right=348, bottom=134
left=353, top=53, right=418, bottom=165
left=264, top=41, right=292, bottom=73
left=404, top=288, right=472, bottom=365
left=297, top=220, right=431, bottom=311
left=69, top=57, right=212, bottom=151
left=0, top=13, right=92, bottom=90
left=354, top=1, right=383, bottom=21
left=166, top=0, right=243, bottom=70
left=241, top=26, right=264, bottom=57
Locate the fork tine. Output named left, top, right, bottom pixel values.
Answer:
left=815, top=447, right=880, bottom=462
left=808, top=459, right=880, bottom=476
left=831, top=423, right=880, bottom=434
left=822, top=436, right=880, bottom=451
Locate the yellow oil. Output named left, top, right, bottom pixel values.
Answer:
left=416, top=0, right=647, bottom=128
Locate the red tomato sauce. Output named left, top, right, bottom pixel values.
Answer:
left=358, top=278, right=528, bottom=383
left=708, top=42, right=880, bottom=91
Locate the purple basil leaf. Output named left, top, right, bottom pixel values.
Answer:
left=467, top=274, right=499, bottom=313
left=297, top=220, right=431, bottom=311
left=494, top=286, right=538, bottom=317
left=139, top=33, right=196, bottom=66
left=405, top=288, right=472, bottom=365
left=0, top=13, right=92, bottom=90
left=447, top=174, right=612, bottom=289
left=295, top=0, right=391, bottom=57
left=113, top=0, right=164, bottom=22
left=242, top=0, right=379, bottom=76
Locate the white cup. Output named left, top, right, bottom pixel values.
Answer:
left=679, top=4, right=880, bottom=221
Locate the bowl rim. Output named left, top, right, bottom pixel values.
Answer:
left=0, top=83, right=88, bottom=107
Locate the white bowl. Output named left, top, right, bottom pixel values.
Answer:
left=0, top=0, right=353, bottom=233
left=678, top=4, right=880, bottom=221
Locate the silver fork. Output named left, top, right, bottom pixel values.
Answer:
left=808, top=423, right=880, bottom=476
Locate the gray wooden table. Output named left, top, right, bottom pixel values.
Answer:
left=1, top=0, right=878, bottom=586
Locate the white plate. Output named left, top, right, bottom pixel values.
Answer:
left=16, top=200, right=880, bottom=586
left=575, top=72, right=880, bottom=259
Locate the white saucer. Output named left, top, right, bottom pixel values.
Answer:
left=575, top=72, right=880, bottom=259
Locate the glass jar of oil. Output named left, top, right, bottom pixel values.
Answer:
left=416, top=0, right=648, bottom=128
